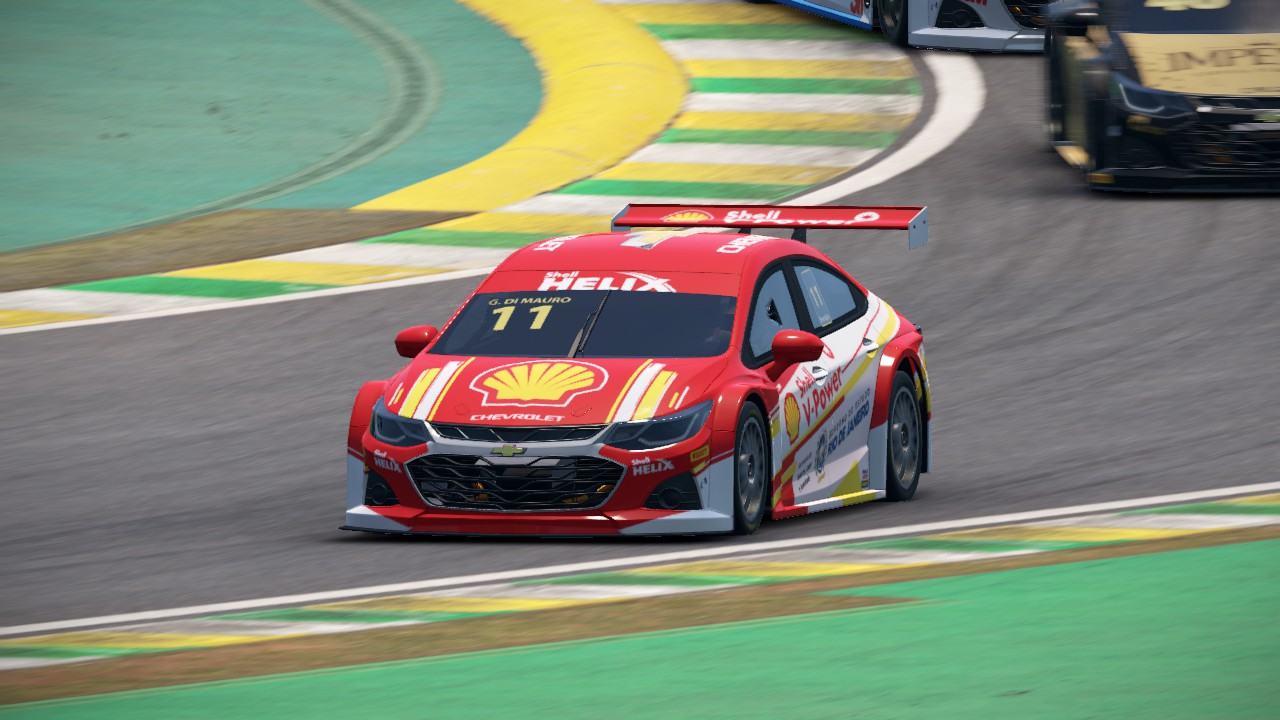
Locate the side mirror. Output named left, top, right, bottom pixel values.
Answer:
left=767, top=329, right=824, bottom=380
left=395, top=325, right=439, bottom=358
left=1052, top=2, right=1101, bottom=37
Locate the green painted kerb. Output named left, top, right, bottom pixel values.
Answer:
left=7, top=540, right=1275, bottom=719
left=0, top=0, right=540, bottom=251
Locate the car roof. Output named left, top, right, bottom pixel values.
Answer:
left=495, top=230, right=824, bottom=275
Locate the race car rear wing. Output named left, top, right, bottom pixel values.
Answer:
left=611, top=203, right=928, bottom=249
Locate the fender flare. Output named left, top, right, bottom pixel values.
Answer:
left=870, top=330, right=930, bottom=472
left=348, top=380, right=387, bottom=456
left=709, top=379, right=779, bottom=437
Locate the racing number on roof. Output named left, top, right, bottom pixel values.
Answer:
left=1144, top=0, right=1230, bottom=9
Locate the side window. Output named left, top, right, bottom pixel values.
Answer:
left=747, top=268, right=802, bottom=359
left=794, top=263, right=864, bottom=335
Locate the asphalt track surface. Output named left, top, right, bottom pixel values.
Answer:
left=3, top=55, right=1278, bottom=626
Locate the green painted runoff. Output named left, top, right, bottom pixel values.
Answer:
left=6, top=539, right=1275, bottom=720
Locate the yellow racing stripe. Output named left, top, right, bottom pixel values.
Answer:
left=608, top=360, right=653, bottom=422
left=398, top=368, right=441, bottom=419
left=632, top=370, right=677, bottom=421
left=427, top=358, right=474, bottom=420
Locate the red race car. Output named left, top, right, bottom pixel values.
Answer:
left=345, top=203, right=931, bottom=536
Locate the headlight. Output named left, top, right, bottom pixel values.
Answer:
left=370, top=399, right=428, bottom=446
left=602, top=401, right=712, bottom=451
left=1113, top=75, right=1193, bottom=119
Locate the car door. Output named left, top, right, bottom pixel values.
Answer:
left=788, top=260, right=876, bottom=507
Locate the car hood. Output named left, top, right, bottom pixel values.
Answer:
left=384, top=354, right=732, bottom=426
left=1120, top=32, right=1280, bottom=97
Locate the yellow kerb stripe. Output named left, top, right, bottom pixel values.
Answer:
left=431, top=212, right=613, bottom=235
left=676, top=110, right=913, bottom=134
left=358, top=0, right=684, bottom=212
left=935, top=526, right=1196, bottom=544
left=1223, top=494, right=1280, bottom=506
left=398, top=368, right=441, bottom=418
left=685, top=59, right=916, bottom=80
left=609, top=4, right=818, bottom=24
left=599, top=162, right=845, bottom=186
left=4, top=631, right=271, bottom=650
left=427, top=358, right=474, bottom=420
left=633, top=370, right=677, bottom=421
left=608, top=360, right=653, bottom=422
left=312, top=595, right=597, bottom=614
left=627, top=560, right=893, bottom=578
left=165, top=260, right=434, bottom=286
left=0, top=309, right=100, bottom=329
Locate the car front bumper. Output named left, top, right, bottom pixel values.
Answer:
left=343, top=426, right=738, bottom=537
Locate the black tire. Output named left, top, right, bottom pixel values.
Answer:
left=1083, top=68, right=1111, bottom=177
left=732, top=402, right=770, bottom=534
left=1045, top=29, right=1067, bottom=144
left=884, top=371, right=922, bottom=501
left=876, top=0, right=909, bottom=47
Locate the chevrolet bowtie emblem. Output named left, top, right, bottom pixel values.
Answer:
left=491, top=444, right=526, bottom=458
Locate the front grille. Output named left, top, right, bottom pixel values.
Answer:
left=1174, top=122, right=1280, bottom=172
left=937, top=0, right=983, bottom=28
left=431, top=423, right=605, bottom=443
left=1002, top=0, right=1051, bottom=29
left=408, top=454, right=623, bottom=511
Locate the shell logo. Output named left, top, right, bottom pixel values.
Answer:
left=783, top=394, right=801, bottom=442
left=470, top=361, right=608, bottom=407
left=661, top=210, right=713, bottom=224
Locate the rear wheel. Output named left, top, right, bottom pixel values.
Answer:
left=885, top=371, right=922, bottom=500
left=733, top=403, right=770, bottom=534
left=876, top=0, right=909, bottom=47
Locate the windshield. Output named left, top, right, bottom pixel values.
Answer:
left=432, top=291, right=737, bottom=358
left=1112, top=0, right=1280, bottom=33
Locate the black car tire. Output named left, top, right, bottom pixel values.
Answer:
left=732, top=402, right=770, bottom=534
left=876, top=0, right=909, bottom=47
left=1045, top=29, right=1067, bottom=144
left=1082, top=67, right=1113, bottom=183
left=884, top=371, right=923, bottom=501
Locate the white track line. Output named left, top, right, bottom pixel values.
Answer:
left=1, top=481, right=1275, bottom=638
left=0, top=53, right=982, bottom=337
left=660, top=39, right=905, bottom=62
left=794, top=53, right=985, bottom=203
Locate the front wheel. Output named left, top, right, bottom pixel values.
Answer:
left=885, top=371, right=922, bottom=500
left=732, top=403, right=770, bottom=534
left=875, top=0, right=909, bottom=47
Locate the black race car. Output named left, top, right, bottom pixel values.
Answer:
left=1046, top=0, right=1280, bottom=192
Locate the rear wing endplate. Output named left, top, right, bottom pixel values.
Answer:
left=611, top=203, right=928, bottom=249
